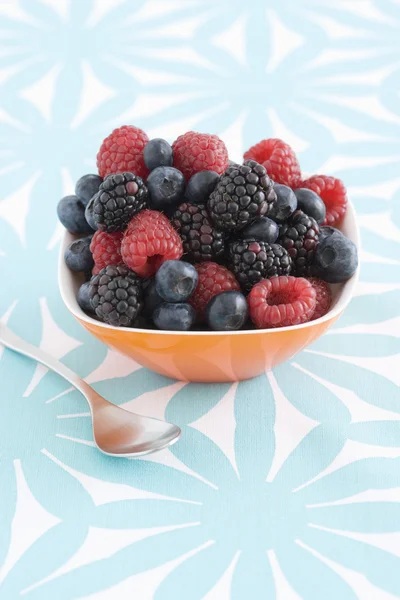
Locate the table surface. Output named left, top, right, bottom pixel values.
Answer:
left=1, top=2, right=400, bottom=599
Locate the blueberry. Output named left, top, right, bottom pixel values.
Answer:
left=64, top=236, right=94, bottom=272
left=241, top=217, right=279, bottom=244
left=319, top=226, right=336, bottom=243
left=269, top=184, right=297, bottom=223
left=75, top=174, right=103, bottom=205
left=186, top=170, right=219, bottom=204
left=147, top=166, right=185, bottom=210
left=143, top=279, right=164, bottom=317
left=313, top=227, right=358, bottom=283
left=155, top=260, right=198, bottom=303
left=58, top=195, right=93, bottom=234
left=85, top=193, right=99, bottom=230
left=144, top=138, right=173, bottom=171
left=153, top=303, right=195, bottom=331
left=294, top=188, right=326, bottom=224
left=206, top=291, right=249, bottom=331
left=77, top=281, right=94, bottom=313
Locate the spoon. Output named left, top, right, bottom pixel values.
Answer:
left=0, top=324, right=181, bottom=457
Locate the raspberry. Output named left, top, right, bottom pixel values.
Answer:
left=190, top=262, right=240, bottom=318
left=244, top=138, right=301, bottom=188
left=208, top=160, right=277, bottom=232
left=301, top=175, right=347, bottom=227
left=228, top=240, right=292, bottom=292
left=307, top=277, right=332, bottom=320
left=248, top=276, right=316, bottom=329
left=278, top=210, right=320, bottom=276
left=90, top=230, right=124, bottom=275
left=172, top=202, right=225, bottom=263
left=121, top=210, right=183, bottom=277
left=97, top=125, right=149, bottom=180
left=172, top=131, right=228, bottom=180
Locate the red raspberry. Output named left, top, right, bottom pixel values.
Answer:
left=301, top=175, right=347, bottom=227
left=307, top=278, right=332, bottom=321
left=90, top=231, right=124, bottom=275
left=243, top=138, right=301, bottom=188
left=172, top=132, right=229, bottom=181
left=248, top=276, right=316, bottom=329
left=97, top=125, right=149, bottom=180
left=190, top=262, right=240, bottom=319
left=121, top=210, right=183, bottom=277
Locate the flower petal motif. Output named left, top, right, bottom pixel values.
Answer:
left=297, top=457, right=400, bottom=505
left=0, top=462, right=17, bottom=569
left=154, top=543, right=236, bottom=600
left=0, top=0, right=400, bottom=598
left=23, top=527, right=209, bottom=600
left=230, top=551, right=276, bottom=600
left=275, top=542, right=359, bottom=600
left=310, top=333, right=400, bottom=357
left=309, top=502, right=400, bottom=534
left=301, top=527, right=400, bottom=598
left=297, top=354, right=400, bottom=414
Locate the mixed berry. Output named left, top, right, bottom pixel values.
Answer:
left=59, top=125, right=358, bottom=332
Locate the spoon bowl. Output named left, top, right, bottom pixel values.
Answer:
left=0, top=324, right=181, bottom=457
left=88, top=388, right=181, bottom=456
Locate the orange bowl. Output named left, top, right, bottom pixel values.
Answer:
left=59, top=203, right=359, bottom=382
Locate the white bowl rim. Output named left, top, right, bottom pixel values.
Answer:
left=59, top=201, right=360, bottom=336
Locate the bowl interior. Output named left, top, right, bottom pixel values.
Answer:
left=59, top=202, right=360, bottom=336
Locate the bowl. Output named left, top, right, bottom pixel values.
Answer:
left=59, top=202, right=360, bottom=383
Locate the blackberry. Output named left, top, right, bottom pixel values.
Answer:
left=207, top=160, right=277, bottom=232
left=172, top=202, right=225, bottom=263
left=278, top=210, right=320, bottom=276
left=89, top=264, right=143, bottom=327
left=93, top=172, right=148, bottom=232
left=228, top=240, right=292, bottom=292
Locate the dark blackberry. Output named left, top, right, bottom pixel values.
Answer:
left=172, top=202, right=225, bottom=263
left=93, top=172, right=148, bottom=232
left=278, top=210, right=320, bottom=276
left=89, top=264, right=143, bottom=327
left=207, top=160, right=277, bottom=232
left=228, top=240, right=292, bottom=292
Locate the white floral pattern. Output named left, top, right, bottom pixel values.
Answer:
left=0, top=1, right=399, bottom=599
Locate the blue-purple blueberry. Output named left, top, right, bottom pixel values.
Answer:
left=153, top=303, right=195, bottom=331
left=313, top=227, right=358, bottom=283
left=241, top=217, right=279, bottom=244
left=186, top=170, right=219, bottom=205
left=85, top=193, right=98, bottom=230
left=57, top=195, right=93, bottom=234
left=147, top=166, right=185, bottom=211
left=294, top=188, right=326, bottom=224
left=205, top=291, right=248, bottom=331
left=64, top=236, right=94, bottom=272
left=144, top=138, right=173, bottom=171
left=269, top=184, right=297, bottom=223
left=155, top=260, right=198, bottom=303
left=77, top=281, right=94, bottom=313
left=75, top=174, right=103, bottom=205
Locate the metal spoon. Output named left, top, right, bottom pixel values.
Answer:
left=0, top=324, right=181, bottom=457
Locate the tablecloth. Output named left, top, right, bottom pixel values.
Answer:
left=0, top=1, right=399, bottom=599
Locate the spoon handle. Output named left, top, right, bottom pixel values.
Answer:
left=0, top=323, right=90, bottom=397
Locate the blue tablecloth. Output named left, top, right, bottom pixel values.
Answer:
left=1, top=2, right=399, bottom=599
